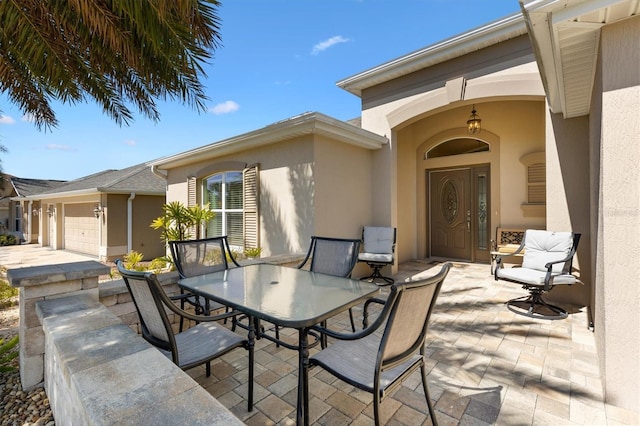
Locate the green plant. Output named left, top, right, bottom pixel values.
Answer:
left=150, top=201, right=215, bottom=243
left=0, top=335, right=19, bottom=372
left=0, top=234, right=17, bottom=246
left=123, top=251, right=145, bottom=271
left=0, top=278, right=18, bottom=308
left=148, top=256, right=172, bottom=273
left=243, top=247, right=262, bottom=258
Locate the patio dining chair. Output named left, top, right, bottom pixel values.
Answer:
left=116, top=259, right=254, bottom=411
left=309, top=262, right=451, bottom=426
left=494, top=229, right=581, bottom=320
left=169, top=236, right=241, bottom=331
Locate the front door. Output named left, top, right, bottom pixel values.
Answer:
left=430, top=169, right=472, bottom=260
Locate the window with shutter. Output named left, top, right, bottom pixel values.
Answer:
left=203, top=171, right=245, bottom=248
left=243, top=164, right=259, bottom=250
left=520, top=152, right=546, bottom=217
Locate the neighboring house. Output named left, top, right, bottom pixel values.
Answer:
left=151, top=0, right=638, bottom=414
left=0, top=175, right=67, bottom=241
left=16, top=162, right=166, bottom=261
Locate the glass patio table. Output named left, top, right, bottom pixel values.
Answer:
left=178, top=263, right=380, bottom=425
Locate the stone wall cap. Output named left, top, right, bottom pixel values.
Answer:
left=7, top=261, right=110, bottom=288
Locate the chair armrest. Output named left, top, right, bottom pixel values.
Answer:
left=158, top=286, right=239, bottom=322
left=363, top=297, right=385, bottom=328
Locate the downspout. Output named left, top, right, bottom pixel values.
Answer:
left=128, top=193, right=136, bottom=253
left=27, top=200, right=33, bottom=243
left=151, top=164, right=167, bottom=179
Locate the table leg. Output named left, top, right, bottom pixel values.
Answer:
left=247, top=315, right=255, bottom=411
left=297, top=327, right=310, bottom=425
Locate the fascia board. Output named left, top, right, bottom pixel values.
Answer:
left=151, top=113, right=388, bottom=170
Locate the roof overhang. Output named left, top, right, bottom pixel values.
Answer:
left=16, top=188, right=163, bottom=201
left=150, top=112, right=389, bottom=170
left=521, top=0, right=640, bottom=118
left=336, top=13, right=528, bottom=97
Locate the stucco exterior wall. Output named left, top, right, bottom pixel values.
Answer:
left=393, top=101, right=545, bottom=262
left=594, top=15, right=640, bottom=412
left=131, top=195, right=165, bottom=260
left=164, top=134, right=373, bottom=258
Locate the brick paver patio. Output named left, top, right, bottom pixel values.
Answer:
left=183, top=260, right=637, bottom=425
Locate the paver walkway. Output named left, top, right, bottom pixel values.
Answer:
left=186, top=260, right=637, bottom=425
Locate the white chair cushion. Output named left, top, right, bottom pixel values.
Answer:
left=496, top=267, right=577, bottom=286
left=362, top=226, right=394, bottom=254
left=358, top=252, right=393, bottom=263
left=522, top=230, right=573, bottom=273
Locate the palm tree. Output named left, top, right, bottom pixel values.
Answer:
left=0, top=0, right=222, bottom=131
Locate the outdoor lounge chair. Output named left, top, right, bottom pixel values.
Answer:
left=494, top=229, right=581, bottom=320
left=309, top=262, right=451, bottom=426
left=358, top=226, right=396, bottom=285
left=169, top=236, right=240, bottom=331
left=116, top=259, right=254, bottom=411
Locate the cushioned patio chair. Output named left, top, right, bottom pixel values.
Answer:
left=169, top=236, right=240, bottom=331
left=116, top=259, right=254, bottom=411
left=494, top=229, right=581, bottom=320
left=309, top=262, right=451, bottom=426
left=358, top=226, right=396, bottom=285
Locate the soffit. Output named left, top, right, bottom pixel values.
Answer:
left=522, top=0, right=640, bottom=118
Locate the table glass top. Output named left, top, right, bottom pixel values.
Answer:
left=178, top=263, right=380, bottom=327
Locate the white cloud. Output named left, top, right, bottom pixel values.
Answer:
left=123, top=139, right=136, bottom=146
left=0, top=115, right=16, bottom=124
left=209, top=101, right=239, bottom=115
left=311, top=36, right=350, bottom=55
left=46, top=144, right=72, bottom=151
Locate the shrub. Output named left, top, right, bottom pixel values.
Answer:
left=123, top=251, right=145, bottom=271
left=0, top=234, right=17, bottom=246
left=243, top=247, right=262, bottom=259
left=0, top=277, right=18, bottom=308
left=0, top=335, right=19, bottom=372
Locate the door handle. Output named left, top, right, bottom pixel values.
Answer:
left=466, top=210, right=471, bottom=232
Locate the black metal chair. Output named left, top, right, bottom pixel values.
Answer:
left=494, top=229, right=581, bottom=320
left=298, top=236, right=362, bottom=335
left=310, top=263, right=451, bottom=426
left=169, top=236, right=240, bottom=331
left=115, top=259, right=254, bottom=411
left=358, top=226, right=396, bottom=285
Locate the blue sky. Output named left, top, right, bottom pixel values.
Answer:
left=0, top=1, right=521, bottom=181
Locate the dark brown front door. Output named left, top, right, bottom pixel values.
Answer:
left=430, top=169, right=472, bottom=260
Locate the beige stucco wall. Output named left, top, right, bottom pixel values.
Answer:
left=593, top=15, right=640, bottom=412
left=388, top=100, right=546, bottom=262
left=164, top=134, right=375, bottom=259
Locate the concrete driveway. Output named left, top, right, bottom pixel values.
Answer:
left=0, top=243, right=98, bottom=270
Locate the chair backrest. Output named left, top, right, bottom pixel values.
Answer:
left=362, top=226, right=396, bottom=255
left=298, top=236, right=361, bottom=277
left=169, top=236, right=240, bottom=279
left=116, top=260, right=177, bottom=356
left=377, top=263, right=450, bottom=369
left=521, top=230, right=580, bottom=273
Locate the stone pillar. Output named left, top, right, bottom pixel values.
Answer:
left=7, top=261, right=110, bottom=390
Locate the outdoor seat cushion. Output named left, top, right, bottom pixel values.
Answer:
left=362, top=227, right=394, bottom=254
left=358, top=252, right=393, bottom=263
left=522, top=230, right=573, bottom=273
left=496, top=267, right=577, bottom=286
left=497, top=244, right=522, bottom=253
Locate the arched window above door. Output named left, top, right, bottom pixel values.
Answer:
left=425, top=138, right=489, bottom=159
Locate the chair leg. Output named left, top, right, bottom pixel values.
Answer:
left=348, top=308, right=356, bottom=332
left=506, top=289, right=568, bottom=320
left=360, top=264, right=395, bottom=286
left=206, top=361, right=211, bottom=377
left=420, top=363, right=438, bottom=426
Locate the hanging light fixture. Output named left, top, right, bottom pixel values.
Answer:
left=467, top=105, right=482, bottom=134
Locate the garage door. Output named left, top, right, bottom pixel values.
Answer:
left=64, top=203, right=99, bottom=256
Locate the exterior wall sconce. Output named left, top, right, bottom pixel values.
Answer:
left=93, top=204, right=103, bottom=219
left=47, top=206, right=55, bottom=217
left=32, top=209, right=39, bottom=217
left=467, top=105, right=482, bottom=134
